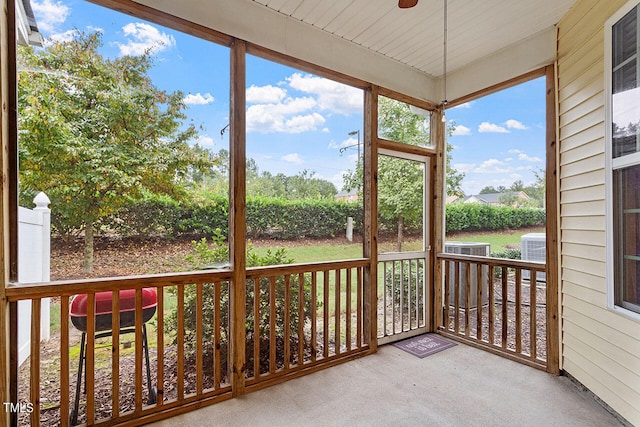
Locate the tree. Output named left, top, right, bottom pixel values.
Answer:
left=479, top=186, right=498, bottom=194
left=344, top=97, right=464, bottom=250
left=18, top=32, right=212, bottom=272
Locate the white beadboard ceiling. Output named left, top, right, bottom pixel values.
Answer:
left=251, top=0, right=574, bottom=79
left=136, top=0, right=577, bottom=102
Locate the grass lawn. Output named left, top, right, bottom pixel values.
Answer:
left=250, top=241, right=363, bottom=263
left=49, top=226, right=544, bottom=333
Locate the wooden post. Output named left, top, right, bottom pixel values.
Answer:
left=432, top=107, right=446, bottom=331
left=1, top=0, right=16, bottom=424
left=545, top=63, right=560, bottom=375
left=229, top=38, right=247, bottom=396
left=363, top=85, right=378, bottom=351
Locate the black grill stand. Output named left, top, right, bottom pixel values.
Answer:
left=70, top=324, right=156, bottom=426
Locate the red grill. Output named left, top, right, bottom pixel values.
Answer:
left=70, top=288, right=157, bottom=332
left=69, top=289, right=158, bottom=425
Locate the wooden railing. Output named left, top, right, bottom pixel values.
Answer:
left=5, top=259, right=370, bottom=426
left=244, top=259, right=369, bottom=390
left=437, top=253, right=547, bottom=370
left=377, top=252, right=428, bottom=343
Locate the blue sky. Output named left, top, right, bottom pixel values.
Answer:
left=29, top=0, right=545, bottom=196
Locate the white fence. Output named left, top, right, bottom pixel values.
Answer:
left=17, top=192, right=51, bottom=366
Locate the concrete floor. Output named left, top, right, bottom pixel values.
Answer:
left=150, top=339, right=623, bottom=427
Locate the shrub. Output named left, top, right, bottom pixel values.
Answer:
left=166, top=234, right=318, bottom=351
left=445, top=203, right=545, bottom=233
left=108, top=195, right=363, bottom=241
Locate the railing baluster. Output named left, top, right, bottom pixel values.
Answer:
left=86, top=293, right=95, bottom=425
left=196, top=283, right=204, bottom=394
left=346, top=268, right=352, bottom=352
left=334, top=269, right=340, bottom=355
left=135, top=288, right=143, bottom=412
left=415, top=259, right=420, bottom=328
left=515, top=268, right=523, bottom=354
left=464, top=262, right=471, bottom=337
left=311, top=272, right=317, bottom=362
left=298, top=273, right=305, bottom=365
left=284, top=275, right=291, bottom=369
left=111, top=291, right=120, bottom=418
left=177, top=285, right=185, bottom=401
left=30, top=298, right=41, bottom=427
left=501, top=265, right=509, bottom=349
left=269, top=276, right=277, bottom=373
left=488, top=265, right=495, bottom=345
left=392, top=261, right=397, bottom=335
left=399, top=260, right=404, bottom=332
left=323, top=271, right=329, bottom=358
left=254, top=277, right=260, bottom=379
left=60, top=296, right=70, bottom=427
left=214, top=281, right=222, bottom=389
left=476, top=263, right=483, bottom=340
left=420, top=259, right=425, bottom=327
left=156, top=285, right=164, bottom=404
left=444, top=260, right=450, bottom=331
left=356, top=267, right=362, bottom=347
left=383, top=261, right=388, bottom=336
left=454, top=261, right=460, bottom=333
left=530, top=270, right=537, bottom=359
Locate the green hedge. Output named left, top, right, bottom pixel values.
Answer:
left=103, top=196, right=544, bottom=240
left=445, top=203, right=545, bottom=233
left=106, top=195, right=363, bottom=240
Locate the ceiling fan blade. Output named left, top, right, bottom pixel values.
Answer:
left=398, top=0, right=418, bottom=8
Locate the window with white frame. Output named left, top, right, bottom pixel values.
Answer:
left=608, top=2, right=640, bottom=316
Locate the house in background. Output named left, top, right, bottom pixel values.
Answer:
left=334, top=188, right=359, bottom=203
left=1, top=0, right=639, bottom=426
left=15, top=0, right=42, bottom=47
left=463, top=191, right=531, bottom=206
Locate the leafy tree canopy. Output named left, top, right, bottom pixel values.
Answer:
left=18, top=32, right=214, bottom=271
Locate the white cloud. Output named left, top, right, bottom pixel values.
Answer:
left=455, top=158, right=529, bottom=175
left=284, top=113, right=326, bottom=133
left=517, top=153, right=542, bottom=162
left=195, top=135, right=215, bottom=146
left=451, top=125, right=471, bottom=136
left=478, top=122, right=509, bottom=133
left=282, top=153, right=304, bottom=164
left=505, top=119, right=528, bottom=130
left=245, top=73, right=362, bottom=134
left=183, top=93, right=215, bottom=105
left=246, top=97, right=318, bottom=133
left=287, top=73, right=362, bottom=115
left=32, top=0, right=69, bottom=33
left=117, top=22, right=176, bottom=56
left=328, top=137, right=358, bottom=150
left=508, top=149, right=542, bottom=162
left=246, top=85, right=287, bottom=104
left=47, top=29, right=79, bottom=44
left=452, top=102, right=473, bottom=109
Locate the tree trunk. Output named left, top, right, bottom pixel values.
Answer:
left=396, top=215, right=404, bottom=252
left=83, top=219, right=94, bottom=273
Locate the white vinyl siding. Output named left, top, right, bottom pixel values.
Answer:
left=557, top=0, right=640, bottom=424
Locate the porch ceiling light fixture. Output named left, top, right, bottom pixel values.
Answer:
left=398, top=0, right=418, bottom=8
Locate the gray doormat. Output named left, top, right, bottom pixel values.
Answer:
left=392, top=333, right=457, bottom=358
